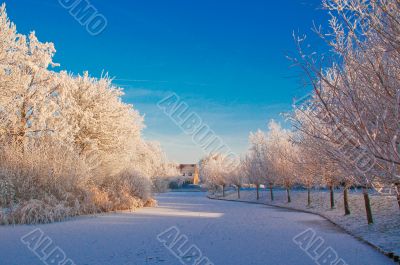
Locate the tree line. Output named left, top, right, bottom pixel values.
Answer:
left=0, top=4, right=178, bottom=224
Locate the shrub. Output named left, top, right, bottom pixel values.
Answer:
left=0, top=141, right=157, bottom=224
left=152, top=176, right=173, bottom=193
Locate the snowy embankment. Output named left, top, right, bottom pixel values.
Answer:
left=210, top=188, right=400, bottom=260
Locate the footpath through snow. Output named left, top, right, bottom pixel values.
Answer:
left=0, top=192, right=395, bottom=265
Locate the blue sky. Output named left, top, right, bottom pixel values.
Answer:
left=6, top=0, right=327, bottom=163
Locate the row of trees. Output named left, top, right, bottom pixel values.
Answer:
left=201, top=0, right=400, bottom=224
left=200, top=121, right=297, bottom=204
left=0, top=4, right=177, bottom=224
left=201, top=119, right=397, bottom=224
left=290, top=0, right=400, bottom=223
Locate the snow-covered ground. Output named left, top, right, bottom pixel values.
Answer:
left=216, top=188, right=400, bottom=260
left=0, top=192, right=394, bottom=265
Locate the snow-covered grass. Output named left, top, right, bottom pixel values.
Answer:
left=212, top=188, right=400, bottom=259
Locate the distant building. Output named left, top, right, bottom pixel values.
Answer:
left=179, top=164, right=199, bottom=185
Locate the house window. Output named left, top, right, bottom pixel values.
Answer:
left=189, top=173, right=192, bottom=176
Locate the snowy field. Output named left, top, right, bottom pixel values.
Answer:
left=0, top=192, right=394, bottom=265
left=217, top=188, right=400, bottom=260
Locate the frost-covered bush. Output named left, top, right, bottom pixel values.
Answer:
left=0, top=138, right=160, bottom=224
left=116, top=169, right=152, bottom=201
left=152, top=176, right=179, bottom=193
left=11, top=198, right=71, bottom=224
left=0, top=140, right=91, bottom=224
left=93, top=169, right=153, bottom=211
left=152, top=176, right=170, bottom=193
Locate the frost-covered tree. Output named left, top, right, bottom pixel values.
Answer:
left=0, top=4, right=171, bottom=224
left=200, top=153, right=231, bottom=197
left=290, top=0, right=400, bottom=221
left=247, top=130, right=269, bottom=200
left=265, top=121, right=297, bottom=203
left=56, top=72, right=144, bottom=179
left=290, top=133, right=321, bottom=207
left=130, top=140, right=180, bottom=193
left=291, top=108, right=359, bottom=214
left=229, top=160, right=246, bottom=199
left=242, top=153, right=263, bottom=200
left=0, top=4, right=62, bottom=149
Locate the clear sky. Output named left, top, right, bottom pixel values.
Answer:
left=6, top=0, right=328, bottom=163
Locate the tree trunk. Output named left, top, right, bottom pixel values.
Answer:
left=343, top=186, right=350, bottom=215
left=363, top=187, right=374, bottom=224
left=307, top=187, right=311, bottom=207
left=287, top=188, right=291, bottom=203
left=237, top=186, right=240, bottom=199
left=17, top=101, right=27, bottom=152
left=222, top=185, right=225, bottom=197
left=330, top=185, right=335, bottom=209
left=256, top=185, right=260, bottom=200
left=395, top=183, right=400, bottom=209
left=269, top=184, right=274, bottom=201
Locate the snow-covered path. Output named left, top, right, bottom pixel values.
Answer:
left=0, top=192, right=394, bottom=265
